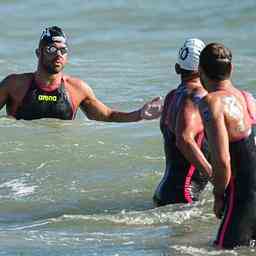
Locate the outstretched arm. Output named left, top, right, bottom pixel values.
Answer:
left=200, top=97, right=231, bottom=219
left=80, top=83, right=162, bottom=122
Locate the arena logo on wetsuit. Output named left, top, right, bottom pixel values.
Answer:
left=38, top=95, right=57, bottom=102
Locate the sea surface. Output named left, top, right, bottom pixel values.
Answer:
left=0, top=0, right=256, bottom=255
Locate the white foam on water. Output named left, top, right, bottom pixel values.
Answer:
left=170, top=245, right=238, bottom=256
left=50, top=205, right=202, bottom=226
left=0, top=118, right=26, bottom=128
left=0, top=178, right=37, bottom=198
left=5, top=221, right=50, bottom=231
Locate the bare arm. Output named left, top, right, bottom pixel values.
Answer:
left=200, top=97, right=231, bottom=218
left=80, top=82, right=162, bottom=122
left=175, top=98, right=212, bottom=177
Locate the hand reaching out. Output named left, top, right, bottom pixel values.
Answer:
left=140, top=97, right=163, bottom=120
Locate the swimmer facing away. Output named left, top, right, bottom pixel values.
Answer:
left=199, top=42, right=256, bottom=249
left=153, top=38, right=212, bottom=206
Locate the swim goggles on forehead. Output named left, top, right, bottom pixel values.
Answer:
left=45, top=45, right=68, bottom=55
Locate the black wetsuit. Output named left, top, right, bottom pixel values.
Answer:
left=153, top=84, right=209, bottom=206
left=215, top=92, right=256, bottom=249
left=14, top=78, right=75, bottom=120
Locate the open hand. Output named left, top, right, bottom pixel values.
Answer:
left=140, top=97, right=163, bottom=120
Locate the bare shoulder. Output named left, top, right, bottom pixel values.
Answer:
left=199, top=93, right=223, bottom=121
left=0, top=73, right=33, bottom=90
left=63, top=75, right=93, bottom=97
left=201, top=92, right=223, bottom=106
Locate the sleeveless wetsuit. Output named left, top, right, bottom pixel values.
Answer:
left=153, top=84, right=209, bottom=206
left=14, top=78, right=75, bottom=120
left=215, top=91, right=256, bottom=249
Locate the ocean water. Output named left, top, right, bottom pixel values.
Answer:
left=0, top=0, right=256, bottom=255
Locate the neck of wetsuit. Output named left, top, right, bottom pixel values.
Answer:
left=34, top=73, right=63, bottom=92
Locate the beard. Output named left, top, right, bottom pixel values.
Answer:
left=45, top=63, right=64, bottom=74
left=40, top=55, right=64, bottom=74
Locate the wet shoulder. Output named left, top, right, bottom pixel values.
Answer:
left=63, top=75, right=94, bottom=99
left=1, top=73, right=34, bottom=93
left=199, top=93, right=223, bottom=121
left=201, top=91, right=224, bottom=104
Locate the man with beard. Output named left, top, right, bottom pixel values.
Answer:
left=0, top=26, right=162, bottom=121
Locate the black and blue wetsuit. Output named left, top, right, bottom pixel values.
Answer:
left=13, top=78, right=75, bottom=120
left=153, top=84, right=210, bottom=206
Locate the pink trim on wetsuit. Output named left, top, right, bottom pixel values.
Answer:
left=37, top=76, right=76, bottom=119
left=217, top=177, right=235, bottom=248
left=35, top=75, right=77, bottom=119
left=35, top=76, right=62, bottom=92
left=183, top=132, right=204, bottom=203
left=62, top=82, right=76, bottom=120
left=13, top=76, right=76, bottom=120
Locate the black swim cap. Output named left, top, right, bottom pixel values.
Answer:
left=39, top=26, right=67, bottom=47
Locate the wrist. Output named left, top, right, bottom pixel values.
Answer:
left=138, top=108, right=143, bottom=121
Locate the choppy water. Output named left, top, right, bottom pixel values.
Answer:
left=0, top=0, right=256, bottom=255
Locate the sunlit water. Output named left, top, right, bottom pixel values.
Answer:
left=0, top=0, right=255, bottom=255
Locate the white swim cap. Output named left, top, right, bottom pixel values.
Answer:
left=177, top=38, right=205, bottom=71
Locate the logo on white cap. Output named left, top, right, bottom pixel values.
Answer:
left=177, top=38, right=205, bottom=71
left=179, top=47, right=189, bottom=61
